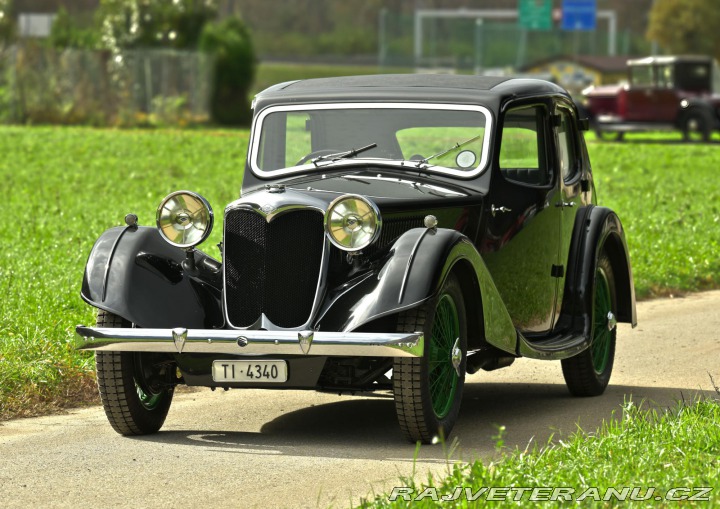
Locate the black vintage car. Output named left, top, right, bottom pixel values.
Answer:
left=76, top=75, right=636, bottom=443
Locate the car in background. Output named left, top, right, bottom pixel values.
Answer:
left=582, top=55, right=720, bottom=141
left=76, top=75, right=636, bottom=443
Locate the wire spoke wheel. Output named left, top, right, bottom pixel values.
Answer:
left=562, top=252, right=617, bottom=397
left=393, top=273, right=467, bottom=443
left=428, top=294, right=459, bottom=418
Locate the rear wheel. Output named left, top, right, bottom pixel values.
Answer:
left=95, top=310, right=175, bottom=435
left=682, top=110, right=711, bottom=142
left=562, top=252, right=617, bottom=396
left=393, top=273, right=467, bottom=443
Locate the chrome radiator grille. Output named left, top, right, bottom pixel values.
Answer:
left=224, top=208, right=325, bottom=328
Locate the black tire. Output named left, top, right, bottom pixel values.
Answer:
left=393, top=273, right=467, bottom=444
left=95, top=310, right=175, bottom=435
left=562, top=252, right=617, bottom=396
left=682, top=110, right=711, bottom=142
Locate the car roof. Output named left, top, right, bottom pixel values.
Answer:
left=254, top=74, right=568, bottom=110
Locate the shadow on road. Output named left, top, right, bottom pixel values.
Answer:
left=135, top=382, right=714, bottom=462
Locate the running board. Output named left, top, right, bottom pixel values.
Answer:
left=517, top=331, right=590, bottom=361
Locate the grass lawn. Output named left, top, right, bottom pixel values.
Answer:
left=1, top=126, right=718, bottom=506
left=358, top=397, right=720, bottom=507
left=0, top=126, right=718, bottom=433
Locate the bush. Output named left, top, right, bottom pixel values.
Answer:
left=199, top=16, right=256, bottom=126
left=48, top=7, right=100, bottom=49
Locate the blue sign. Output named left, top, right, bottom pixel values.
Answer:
left=561, top=0, right=597, bottom=31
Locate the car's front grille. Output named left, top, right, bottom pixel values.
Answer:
left=224, top=208, right=325, bottom=328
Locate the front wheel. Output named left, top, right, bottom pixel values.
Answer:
left=562, top=252, right=617, bottom=396
left=95, top=310, right=175, bottom=435
left=393, top=273, right=467, bottom=444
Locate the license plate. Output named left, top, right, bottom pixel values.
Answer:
left=212, top=360, right=288, bottom=383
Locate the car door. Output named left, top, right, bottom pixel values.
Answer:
left=481, top=102, right=563, bottom=334
left=554, top=102, right=584, bottom=322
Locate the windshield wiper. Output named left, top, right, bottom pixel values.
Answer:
left=416, top=135, right=481, bottom=168
left=312, top=143, right=377, bottom=166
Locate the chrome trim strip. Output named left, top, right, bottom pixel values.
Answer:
left=76, top=326, right=424, bottom=358
left=222, top=200, right=329, bottom=331
left=101, top=225, right=134, bottom=302
left=397, top=228, right=432, bottom=304
left=248, top=102, right=494, bottom=179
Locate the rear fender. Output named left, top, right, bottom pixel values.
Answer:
left=316, top=228, right=517, bottom=353
left=558, top=206, right=637, bottom=338
left=81, top=226, right=224, bottom=328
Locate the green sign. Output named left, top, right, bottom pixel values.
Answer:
left=519, top=0, right=552, bottom=30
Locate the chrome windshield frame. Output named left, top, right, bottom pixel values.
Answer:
left=249, top=102, right=493, bottom=180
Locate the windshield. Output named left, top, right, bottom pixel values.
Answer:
left=250, top=103, right=492, bottom=178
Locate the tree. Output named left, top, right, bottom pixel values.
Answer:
left=199, top=16, right=256, bottom=125
left=647, top=0, right=720, bottom=60
left=99, top=0, right=218, bottom=51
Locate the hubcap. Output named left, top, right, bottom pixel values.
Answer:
left=591, top=267, right=614, bottom=374
left=428, top=294, right=460, bottom=418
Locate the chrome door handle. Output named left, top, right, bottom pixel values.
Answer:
left=556, top=201, right=575, bottom=208
left=491, top=205, right=512, bottom=217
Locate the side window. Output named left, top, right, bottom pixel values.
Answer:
left=499, top=105, right=549, bottom=186
left=630, top=65, right=654, bottom=87
left=556, top=107, right=579, bottom=181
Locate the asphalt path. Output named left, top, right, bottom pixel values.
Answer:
left=1, top=291, right=718, bottom=508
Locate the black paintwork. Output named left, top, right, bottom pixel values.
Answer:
left=80, top=74, right=637, bottom=390
left=81, top=226, right=223, bottom=329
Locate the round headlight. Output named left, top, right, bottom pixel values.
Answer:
left=324, top=194, right=381, bottom=252
left=156, top=191, right=214, bottom=249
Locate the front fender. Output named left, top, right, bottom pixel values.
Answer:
left=81, top=226, right=224, bottom=328
left=559, top=206, right=637, bottom=338
left=316, top=228, right=517, bottom=353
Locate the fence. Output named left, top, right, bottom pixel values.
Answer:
left=378, top=11, right=654, bottom=71
left=0, top=44, right=214, bottom=126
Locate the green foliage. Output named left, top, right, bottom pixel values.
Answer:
left=47, top=7, right=100, bottom=49
left=99, top=0, right=218, bottom=51
left=200, top=16, right=256, bottom=126
left=647, top=0, right=720, bottom=60
left=359, top=397, right=720, bottom=507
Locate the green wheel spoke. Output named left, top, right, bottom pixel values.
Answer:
left=591, top=267, right=613, bottom=374
left=428, top=293, right=460, bottom=418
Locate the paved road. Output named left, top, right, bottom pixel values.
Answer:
left=1, top=291, right=719, bottom=508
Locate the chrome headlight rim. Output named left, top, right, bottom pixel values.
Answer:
left=156, top=190, right=214, bottom=249
left=324, top=194, right=382, bottom=252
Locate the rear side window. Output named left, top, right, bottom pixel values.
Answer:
left=499, top=105, right=550, bottom=186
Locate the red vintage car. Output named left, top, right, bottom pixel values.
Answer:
left=582, top=55, right=720, bottom=141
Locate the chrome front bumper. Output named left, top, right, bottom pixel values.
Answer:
left=75, top=326, right=424, bottom=358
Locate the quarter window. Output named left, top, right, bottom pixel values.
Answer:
left=556, top=108, right=578, bottom=181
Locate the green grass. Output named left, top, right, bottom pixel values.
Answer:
left=0, top=127, right=719, bottom=419
left=358, top=396, right=720, bottom=507
left=0, top=126, right=247, bottom=419
left=587, top=136, right=720, bottom=298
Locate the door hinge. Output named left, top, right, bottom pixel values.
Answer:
left=551, top=264, right=564, bottom=278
